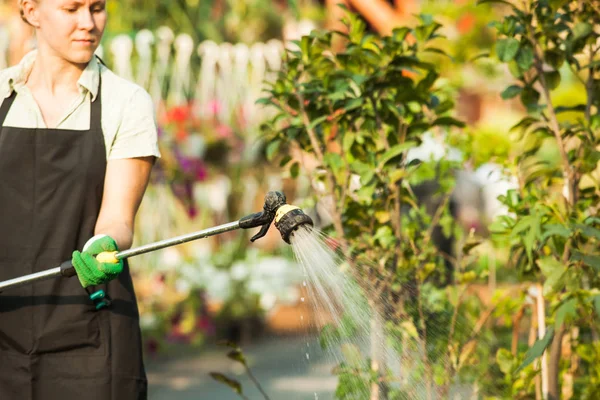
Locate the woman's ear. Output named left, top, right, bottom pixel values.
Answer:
left=21, top=0, right=41, bottom=28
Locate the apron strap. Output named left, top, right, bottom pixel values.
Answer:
left=0, top=91, right=17, bottom=127
left=90, top=74, right=102, bottom=130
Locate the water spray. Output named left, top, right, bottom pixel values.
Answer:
left=0, top=191, right=313, bottom=294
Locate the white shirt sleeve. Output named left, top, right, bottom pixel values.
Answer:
left=107, top=88, right=161, bottom=160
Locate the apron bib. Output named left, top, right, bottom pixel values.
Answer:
left=0, top=77, right=147, bottom=399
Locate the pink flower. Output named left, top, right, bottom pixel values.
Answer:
left=216, top=124, right=233, bottom=138
left=205, top=99, right=222, bottom=116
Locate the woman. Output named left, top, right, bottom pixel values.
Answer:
left=0, top=0, right=160, bottom=399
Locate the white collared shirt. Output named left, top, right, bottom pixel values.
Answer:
left=0, top=50, right=161, bottom=160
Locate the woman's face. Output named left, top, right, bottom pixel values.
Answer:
left=31, top=0, right=107, bottom=65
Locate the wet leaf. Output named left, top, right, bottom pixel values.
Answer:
left=320, top=324, right=341, bottom=350
left=341, top=343, right=363, bottom=367
left=515, top=326, right=555, bottom=373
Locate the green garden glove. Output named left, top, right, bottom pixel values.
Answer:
left=72, top=234, right=123, bottom=288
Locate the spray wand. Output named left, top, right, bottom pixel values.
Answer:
left=0, top=191, right=313, bottom=296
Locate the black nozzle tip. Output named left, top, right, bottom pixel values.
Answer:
left=264, top=191, right=287, bottom=213
left=275, top=207, right=314, bottom=244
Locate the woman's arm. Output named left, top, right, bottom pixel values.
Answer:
left=94, top=156, right=155, bottom=250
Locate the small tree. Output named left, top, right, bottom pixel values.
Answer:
left=260, top=9, right=489, bottom=399
left=485, top=0, right=600, bottom=398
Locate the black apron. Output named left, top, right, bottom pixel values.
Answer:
left=0, top=76, right=147, bottom=399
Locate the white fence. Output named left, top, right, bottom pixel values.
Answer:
left=0, top=26, right=285, bottom=127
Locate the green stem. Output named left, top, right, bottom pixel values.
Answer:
left=244, top=365, right=271, bottom=400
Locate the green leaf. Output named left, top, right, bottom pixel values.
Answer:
left=544, top=71, right=561, bottom=90
left=555, top=104, right=586, bottom=114
left=374, top=225, right=395, bottom=247
left=290, top=162, right=300, bottom=178
left=342, top=133, right=355, bottom=152
left=319, top=324, right=341, bottom=350
left=209, top=372, right=243, bottom=394
left=227, top=349, right=247, bottom=365
left=508, top=60, right=523, bottom=78
left=432, top=117, right=465, bottom=128
left=324, top=152, right=344, bottom=176
left=423, top=47, right=454, bottom=60
left=537, top=257, right=565, bottom=296
left=520, top=86, right=540, bottom=107
left=575, top=224, right=600, bottom=240
left=217, top=340, right=240, bottom=349
left=266, top=140, right=281, bottom=161
left=417, top=71, right=439, bottom=92
left=515, top=326, right=555, bottom=373
left=571, top=252, right=600, bottom=273
left=555, top=298, right=577, bottom=329
left=469, top=52, right=490, bottom=62
left=501, top=85, right=523, bottom=99
left=308, top=115, right=329, bottom=129
left=477, top=0, right=516, bottom=7
left=541, top=224, right=570, bottom=241
left=496, top=38, right=520, bottom=62
left=544, top=49, right=565, bottom=69
left=573, top=22, right=593, bottom=41
left=279, top=155, right=292, bottom=167
left=516, top=45, right=534, bottom=70
left=379, top=141, right=418, bottom=167
left=510, top=116, right=539, bottom=132
left=344, top=98, right=364, bottom=111
left=496, top=348, right=515, bottom=375
left=593, top=295, right=600, bottom=320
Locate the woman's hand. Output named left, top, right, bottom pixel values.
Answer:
left=72, top=235, right=123, bottom=288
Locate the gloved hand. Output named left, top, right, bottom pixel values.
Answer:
left=72, top=234, right=123, bottom=288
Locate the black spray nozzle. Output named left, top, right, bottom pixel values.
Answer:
left=239, top=191, right=313, bottom=243
left=239, top=191, right=287, bottom=242
left=274, top=205, right=314, bottom=244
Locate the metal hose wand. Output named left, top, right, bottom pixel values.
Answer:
left=0, top=191, right=313, bottom=293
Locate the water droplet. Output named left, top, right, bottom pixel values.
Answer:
left=300, top=315, right=304, bottom=321
left=303, top=281, right=307, bottom=287
left=305, top=352, right=310, bottom=360
left=300, top=297, right=305, bottom=302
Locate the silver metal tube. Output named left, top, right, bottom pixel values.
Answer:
left=0, top=220, right=242, bottom=293
left=115, top=220, right=241, bottom=259
left=0, top=267, right=62, bottom=292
